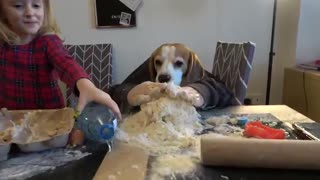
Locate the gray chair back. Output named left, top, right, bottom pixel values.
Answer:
left=212, top=41, right=255, bottom=105
left=64, top=44, right=113, bottom=106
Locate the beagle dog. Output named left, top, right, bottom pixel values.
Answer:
left=111, top=43, right=212, bottom=112
left=148, top=43, right=205, bottom=86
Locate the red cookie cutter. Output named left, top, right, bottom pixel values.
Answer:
left=244, top=121, right=285, bottom=139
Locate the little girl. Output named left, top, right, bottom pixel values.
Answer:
left=0, top=0, right=121, bottom=120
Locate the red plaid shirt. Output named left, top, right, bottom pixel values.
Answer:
left=0, top=34, right=89, bottom=110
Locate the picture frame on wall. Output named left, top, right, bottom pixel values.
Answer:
left=94, top=0, right=136, bottom=28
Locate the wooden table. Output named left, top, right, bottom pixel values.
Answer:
left=200, top=105, right=313, bottom=123
left=93, top=105, right=318, bottom=180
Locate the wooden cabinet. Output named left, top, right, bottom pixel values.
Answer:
left=283, top=67, right=320, bottom=122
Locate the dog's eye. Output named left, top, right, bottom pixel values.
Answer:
left=174, top=61, right=184, bottom=68
left=155, top=60, right=162, bottom=66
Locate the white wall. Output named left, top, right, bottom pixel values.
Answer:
left=271, top=0, right=301, bottom=104
left=296, top=0, right=320, bottom=64
left=215, top=0, right=273, bottom=101
left=52, top=0, right=285, bottom=103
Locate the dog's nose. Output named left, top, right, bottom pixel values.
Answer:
left=158, top=74, right=171, bottom=83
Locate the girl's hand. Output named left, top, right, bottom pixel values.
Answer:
left=75, top=79, right=122, bottom=121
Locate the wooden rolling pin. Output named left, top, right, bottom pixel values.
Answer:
left=200, top=134, right=320, bottom=170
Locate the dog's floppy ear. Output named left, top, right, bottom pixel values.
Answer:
left=148, top=45, right=164, bottom=82
left=148, top=54, right=157, bottom=82
left=181, top=51, right=205, bottom=86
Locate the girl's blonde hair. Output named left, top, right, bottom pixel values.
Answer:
left=0, top=0, right=61, bottom=44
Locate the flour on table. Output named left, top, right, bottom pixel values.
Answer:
left=115, top=83, right=229, bottom=179
left=0, top=149, right=91, bottom=180
left=149, top=154, right=199, bottom=180
left=116, top=95, right=203, bottom=155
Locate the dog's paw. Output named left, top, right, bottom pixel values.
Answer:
left=165, top=82, right=180, bottom=97
left=164, top=83, right=194, bottom=103
left=176, top=90, right=190, bottom=101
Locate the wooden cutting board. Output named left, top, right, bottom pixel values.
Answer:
left=93, top=142, right=149, bottom=180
